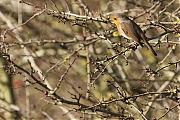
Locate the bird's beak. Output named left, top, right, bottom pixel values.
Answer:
left=110, top=15, right=116, bottom=23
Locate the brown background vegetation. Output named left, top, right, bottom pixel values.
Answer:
left=0, top=0, right=180, bottom=119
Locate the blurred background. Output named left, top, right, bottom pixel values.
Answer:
left=0, top=0, right=180, bottom=119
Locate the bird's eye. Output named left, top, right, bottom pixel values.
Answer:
left=114, top=18, right=117, bottom=20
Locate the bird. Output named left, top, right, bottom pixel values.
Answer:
left=111, top=13, right=157, bottom=56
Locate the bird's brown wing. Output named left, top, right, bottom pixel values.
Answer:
left=131, top=20, right=145, bottom=39
left=130, top=20, right=157, bottom=56
left=121, top=21, right=143, bottom=46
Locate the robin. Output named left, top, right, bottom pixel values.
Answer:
left=111, top=14, right=157, bottom=56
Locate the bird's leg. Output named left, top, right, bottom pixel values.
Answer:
left=128, top=41, right=136, bottom=46
left=127, top=42, right=139, bottom=51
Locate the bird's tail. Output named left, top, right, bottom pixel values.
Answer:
left=144, top=39, right=157, bottom=56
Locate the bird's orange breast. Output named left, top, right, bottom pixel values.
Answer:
left=111, top=16, right=122, bottom=35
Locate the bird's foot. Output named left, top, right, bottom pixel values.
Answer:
left=128, top=42, right=139, bottom=51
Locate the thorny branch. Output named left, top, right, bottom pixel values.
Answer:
left=0, top=0, right=180, bottom=119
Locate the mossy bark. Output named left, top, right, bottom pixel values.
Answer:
left=0, top=57, right=15, bottom=120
